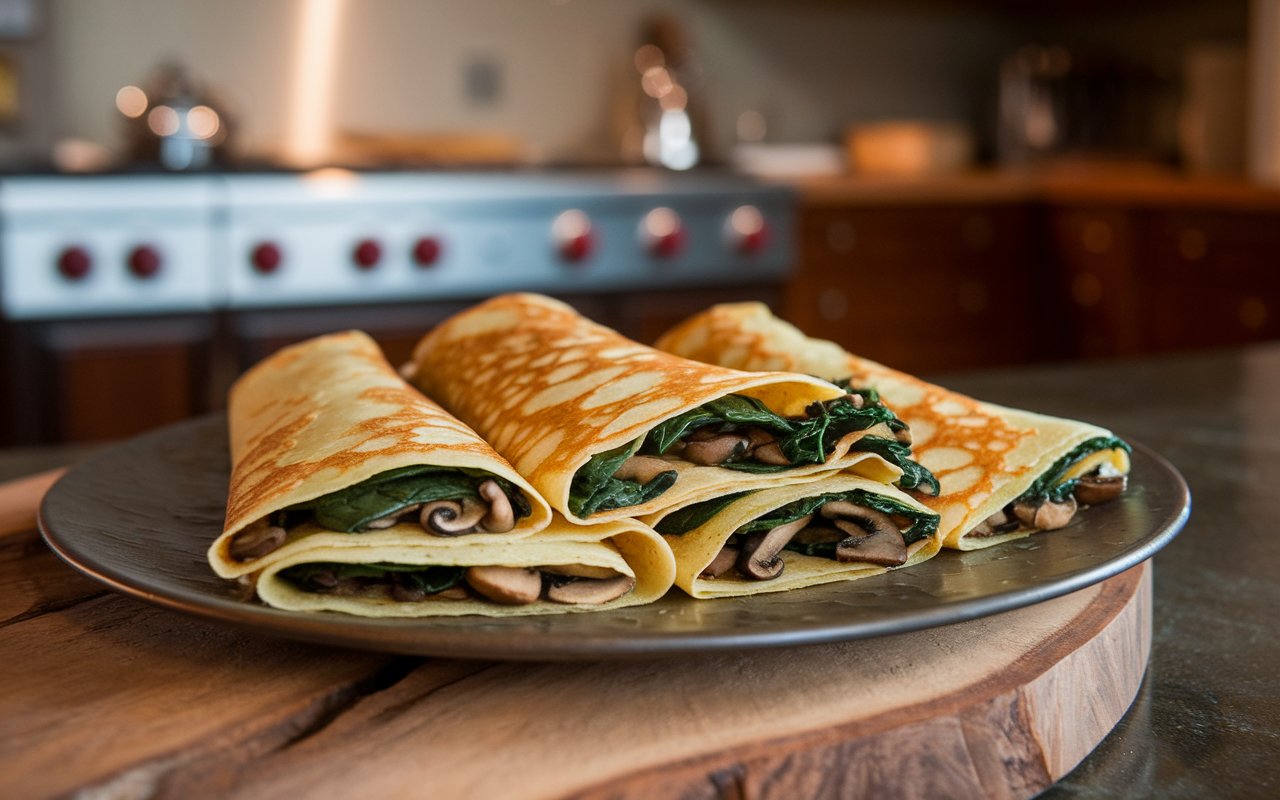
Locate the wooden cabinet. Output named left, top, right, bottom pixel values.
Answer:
left=793, top=185, right=1280, bottom=367
left=787, top=203, right=1043, bottom=373
left=2, top=316, right=215, bottom=445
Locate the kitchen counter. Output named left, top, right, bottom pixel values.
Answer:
left=1, top=344, right=1276, bottom=797
left=796, top=167, right=1280, bottom=211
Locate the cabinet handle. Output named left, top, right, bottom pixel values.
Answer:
left=825, top=221, right=856, bottom=254
left=1178, top=228, right=1208, bottom=261
left=819, top=288, right=848, bottom=321
left=1081, top=220, right=1113, bottom=254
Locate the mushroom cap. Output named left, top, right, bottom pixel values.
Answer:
left=682, top=432, right=751, bottom=466
left=832, top=519, right=908, bottom=566
left=420, top=497, right=486, bottom=535
left=735, top=513, right=813, bottom=580
left=477, top=479, right=516, bottom=533
left=1073, top=474, right=1127, bottom=505
left=547, top=575, right=636, bottom=605
left=465, top=566, right=543, bottom=605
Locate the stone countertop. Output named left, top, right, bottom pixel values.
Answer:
left=933, top=344, right=1279, bottom=799
left=1, top=344, right=1275, bottom=797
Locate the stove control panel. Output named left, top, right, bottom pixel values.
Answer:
left=1, top=171, right=793, bottom=318
left=0, top=177, right=219, bottom=319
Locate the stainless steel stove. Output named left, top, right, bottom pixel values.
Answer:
left=0, top=169, right=794, bottom=444
left=1, top=169, right=791, bottom=318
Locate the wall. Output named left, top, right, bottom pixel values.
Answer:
left=28, top=0, right=1249, bottom=168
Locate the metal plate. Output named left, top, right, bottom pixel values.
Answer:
left=38, top=416, right=1189, bottom=661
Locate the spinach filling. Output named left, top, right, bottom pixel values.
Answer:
left=280, top=466, right=532, bottom=533
left=567, top=390, right=939, bottom=518
left=279, top=562, right=466, bottom=595
left=656, top=489, right=939, bottom=554
left=1014, top=436, right=1132, bottom=506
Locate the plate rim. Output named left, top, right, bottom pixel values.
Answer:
left=37, top=415, right=1190, bottom=660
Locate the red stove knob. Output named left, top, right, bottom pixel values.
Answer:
left=412, top=236, right=442, bottom=267
left=353, top=239, right=382, bottom=270
left=642, top=207, right=685, bottom=258
left=57, top=246, right=92, bottom=281
left=727, top=205, right=769, bottom=254
left=552, top=210, right=594, bottom=264
left=251, top=242, right=283, bottom=274
left=127, top=244, right=163, bottom=279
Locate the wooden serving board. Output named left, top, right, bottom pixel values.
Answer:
left=0, top=470, right=1150, bottom=799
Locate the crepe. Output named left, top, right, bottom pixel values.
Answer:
left=254, top=514, right=675, bottom=617
left=210, top=330, right=553, bottom=582
left=655, top=303, right=1131, bottom=550
left=641, top=474, right=941, bottom=599
left=404, top=293, right=929, bottom=525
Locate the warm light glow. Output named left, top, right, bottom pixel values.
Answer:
left=659, top=85, right=687, bottom=112
left=552, top=209, right=591, bottom=240
left=287, top=0, right=345, bottom=166
left=643, top=207, right=681, bottom=238
left=730, top=205, right=765, bottom=237
left=147, top=105, right=180, bottom=136
left=634, top=44, right=664, bottom=72
left=641, top=66, right=674, bottom=99
left=116, top=85, right=148, bottom=118
left=186, top=105, right=220, bottom=139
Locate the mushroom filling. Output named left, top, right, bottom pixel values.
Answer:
left=278, top=562, right=635, bottom=607
left=973, top=436, right=1132, bottom=537
left=229, top=467, right=533, bottom=562
left=568, top=390, right=938, bottom=519
left=657, top=489, right=939, bottom=582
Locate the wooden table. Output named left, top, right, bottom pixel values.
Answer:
left=8, top=343, right=1278, bottom=799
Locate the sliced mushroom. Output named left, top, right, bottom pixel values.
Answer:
left=736, top=514, right=813, bottom=580
left=894, top=425, right=912, bottom=446
left=972, top=508, right=1020, bottom=537
left=547, top=575, right=636, bottom=605
left=752, top=442, right=791, bottom=466
left=541, top=563, right=623, bottom=580
left=682, top=432, right=750, bottom=466
left=615, top=455, right=676, bottom=484
left=1012, top=496, right=1079, bottom=531
left=477, top=480, right=516, bottom=533
left=363, top=503, right=423, bottom=530
left=436, top=586, right=470, bottom=600
left=465, top=566, right=543, bottom=605
left=229, top=519, right=287, bottom=561
left=1073, top=474, right=1127, bottom=505
left=847, top=392, right=865, bottom=409
left=420, top=498, right=486, bottom=536
left=390, top=580, right=427, bottom=603
left=819, top=501, right=899, bottom=538
left=700, top=545, right=740, bottom=578
left=832, top=518, right=908, bottom=566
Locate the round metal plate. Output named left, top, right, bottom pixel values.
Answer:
left=38, top=415, right=1189, bottom=660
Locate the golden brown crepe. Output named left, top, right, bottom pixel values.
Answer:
left=210, top=330, right=552, bottom=581
left=254, top=514, right=675, bottom=618
left=655, top=303, right=1131, bottom=550
left=404, top=293, right=909, bottom=525
left=640, top=474, right=942, bottom=599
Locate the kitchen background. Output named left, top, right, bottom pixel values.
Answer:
left=0, top=0, right=1277, bottom=446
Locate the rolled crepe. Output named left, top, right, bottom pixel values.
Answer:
left=405, top=294, right=922, bottom=525
left=254, top=515, right=675, bottom=617
left=641, top=474, right=941, bottom=599
left=210, top=330, right=553, bottom=581
left=655, top=303, right=1131, bottom=550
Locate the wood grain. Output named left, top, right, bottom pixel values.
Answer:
left=0, top=471, right=1151, bottom=799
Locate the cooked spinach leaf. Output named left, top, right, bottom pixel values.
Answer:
left=280, top=562, right=466, bottom=594
left=567, top=439, right=678, bottom=518
left=1015, top=436, right=1132, bottom=505
left=286, top=466, right=531, bottom=533
left=852, top=437, right=941, bottom=496
left=656, top=488, right=938, bottom=544
left=654, top=492, right=751, bottom=536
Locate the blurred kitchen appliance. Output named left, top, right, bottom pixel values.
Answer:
left=997, top=46, right=1176, bottom=165
left=119, top=63, right=233, bottom=171
left=0, top=169, right=792, bottom=444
